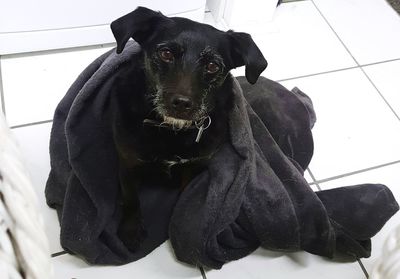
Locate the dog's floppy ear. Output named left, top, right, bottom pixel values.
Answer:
left=228, top=31, right=267, bottom=84
left=110, top=7, right=171, bottom=53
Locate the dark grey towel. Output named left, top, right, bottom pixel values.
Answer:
left=387, top=0, right=400, bottom=14
left=45, top=41, right=399, bottom=268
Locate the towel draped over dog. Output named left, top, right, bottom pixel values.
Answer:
left=45, top=41, right=399, bottom=268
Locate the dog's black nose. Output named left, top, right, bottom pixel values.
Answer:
left=171, top=96, right=193, bottom=111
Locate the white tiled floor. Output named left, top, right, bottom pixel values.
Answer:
left=1, top=0, right=399, bottom=278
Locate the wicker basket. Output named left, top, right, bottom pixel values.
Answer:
left=0, top=114, right=52, bottom=279
left=371, top=224, right=400, bottom=279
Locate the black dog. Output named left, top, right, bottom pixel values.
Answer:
left=109, top=7, right=267, bottom=250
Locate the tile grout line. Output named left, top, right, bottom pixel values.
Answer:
left=2, top=43, right=117, bottom=60
left=360, top=67, right=400, bottom=121
left=0, top=57, right=6, bottom=116
left=51, top=251, right=68, bottom=258
left=198, top=266, right=207, bottom=279
left=357, top=258, right=370, bottom=279
left=275, top=55, right=400, bottom=84
left=307, top=168, right=321, bottom=190
left=361, top=57, right=400, bottom=68
left=311, top=0, right=400, bottom=123
left=275, top=65, right=359, bottom=83
left=313, top=159, right=400, bottom=185
left=310, top=1, right=359, bottom=64
left=10, top=119, right=53, bottom=129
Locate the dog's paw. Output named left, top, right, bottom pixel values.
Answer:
left=117, top=219, right=147, bottom=252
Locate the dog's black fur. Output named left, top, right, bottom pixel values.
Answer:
left=109, top=7, right=267, bottom=250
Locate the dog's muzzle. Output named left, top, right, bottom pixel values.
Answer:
left=152, top=91, right=208, bottom=129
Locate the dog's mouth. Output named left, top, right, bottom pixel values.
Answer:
left=162, top=115, right=193, bottom=130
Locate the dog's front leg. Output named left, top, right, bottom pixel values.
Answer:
left=118, top=166, right=147, bottom=252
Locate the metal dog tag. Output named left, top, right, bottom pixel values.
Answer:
left=195, top=125, right=205, bottom=143
left=195, top=116, right=211, bottom=143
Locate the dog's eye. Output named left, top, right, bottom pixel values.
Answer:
left=206, top=62, right=219, bottom=74
left=159, top=49, right=174, bottom=62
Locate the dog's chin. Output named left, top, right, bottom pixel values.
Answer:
left=162, top=115, right=193, bottom=130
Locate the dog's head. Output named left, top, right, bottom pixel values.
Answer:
left=111, top=7, right=267, bottom=128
